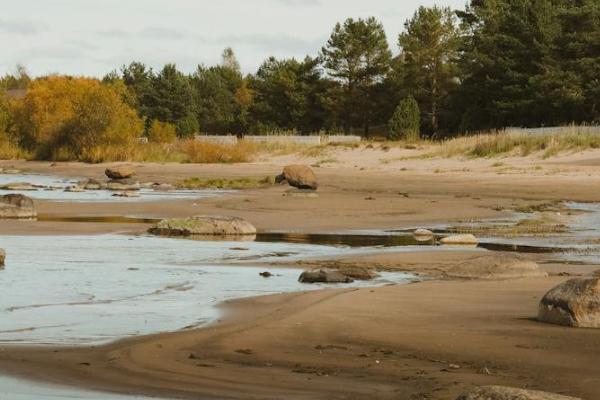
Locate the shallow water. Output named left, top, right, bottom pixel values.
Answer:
left=0, top=375, right=163, bottom=400
left=0, top=234, right=416, bottom=345
left=0, top=173, right=225, bottom=202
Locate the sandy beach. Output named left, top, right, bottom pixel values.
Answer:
left=0, top=147, right=599, bottom=399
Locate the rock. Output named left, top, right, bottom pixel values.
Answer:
left=456, top=385, right=581, bottom=400
left=259, top=271, right=273, bottom=278
left=106, top=179, right=140, bottom=191
left=413, top=228, right=434, bottom=237
left=112, top=191, right=140, bottom=198
left=335, top=265, right=378, bottom=280
left=149, top=215, right=257, bottom=237
left=275, top=165, right=318, bottom=190
left=81, top=178, right=105, bottom=190
left=446, top=254, right=547, bottom=280
left=153, top=183, right=175, bottom=191
left=299, top=268, right=354, bottom=284
left=538, top=277, right=600, bottom=328
left=0, top=182, right=37, bottom=191
left=0, top=194, right=37, bottom=218
left=105, top=166, right=136, bottom=180
left=0, top=248, right=5, bottom=267
left=64, top=185, right=85, bottom=193
left=440, top=234, right=479, bottom=245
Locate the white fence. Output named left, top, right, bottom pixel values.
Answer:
left=194, top=135, right=362, bottom=145
left=505, top=126, right=600, bottom=135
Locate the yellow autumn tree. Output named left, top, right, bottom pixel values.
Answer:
left=11, top=76, right=143, bottom=159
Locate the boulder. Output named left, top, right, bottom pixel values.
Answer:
left=106, top=179, right=140, bottom=191
left=105, top=166, right=136, bottom=180
left=275, top=165, right=318, bottom=190
left=456, top=385, right=581, bottom=400
left=538, top=277, right=600, bottom=328
left=440, top=234, right=479, bottom=245
left=149, top=215, right=257, bottom=237
left=299, top=268, right=354, bottom=284
left=0, top=194, right=37, bottom=218
left=446, top=254, right=547, bottom=280
left=0, top=182, right=37, bottom=191
left=0, top=248, right=5, bottom=267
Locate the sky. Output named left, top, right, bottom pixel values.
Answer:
left=1, top=0, right=466, bottom=78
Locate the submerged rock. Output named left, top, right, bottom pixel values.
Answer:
left=538, top=277, right=600, bottom=328
left=446, top=254, right=547, bottom=280
left=149, top=215, right=257, bottom=237
left=440, top=234, right=479, bottom=245
left=106, top=179, right=140, bottom=191
left=0, top=182, right=37, bottom=191
left=299, top=268, right=354, bottom=284
left=0, top=194, right=37, bottom=218
left=456, top=385, right=581, bottom=400
left=276, top=165, right=318, bottom=190
left=105, top=166, right=136, bottom=180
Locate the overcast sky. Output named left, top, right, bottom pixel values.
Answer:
left=2, top=0, right=466, bottom=78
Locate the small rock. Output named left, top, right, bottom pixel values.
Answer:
left=112, top=191, right=140, bottom=198
left=0, top=248, right=5, bottom=267
left=259, top=271, right=273, bottom=278
left=440, top=234, right=479, bottom=245
left=299, top=268, right=354, bottom=284
left=64, top=186, right=85, bottom=193
left=413, top=228, right=434, bottom=237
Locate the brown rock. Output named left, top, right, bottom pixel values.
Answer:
left=446, top=254, right=547, bottom=280
left=0, top=194, right=37, bottom=219
left=105, top=166, right=136, bottom=180
left=0, top=248, right=5, bottom=267
left=299, top=268, right=354, bottom=284
left=276, top=165, right=318, bottom=190
left=538, top=277, right=600, bottom=328
left=456, top=385, right=581, bottom=400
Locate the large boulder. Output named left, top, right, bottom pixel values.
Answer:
left=299, top=268, right=354, bottom=284
left=446, top=254, right=547, bottom=280
left=149, top=215, right=256, bottom=237
left=105, top=166, right=136, bottom=180
left=456, top=385, right=581, bottom=400
left=538, top=277, right=600, bottom=328
left=0, top=194, right=37, bottom=218
left=276, top=165, right=318, bottom=190
left=440, top=234, right=479, bottom=245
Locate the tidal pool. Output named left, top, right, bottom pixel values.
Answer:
left=0, top=234, right=416, bottom=345
left=0, top=173, right=226, bottom=202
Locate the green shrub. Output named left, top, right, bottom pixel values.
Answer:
left=387, top=97, right=420, bottom=141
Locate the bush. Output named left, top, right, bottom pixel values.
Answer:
left=148, top=120, right=177, bottom=143
left=10, top=76, right=143, bottom=160
left=176, top=113, right=200, bottom=138
left=387, top=96, right=420, bottom=141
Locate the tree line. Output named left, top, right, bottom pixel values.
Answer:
left=1, top=0, right=598, bottom=158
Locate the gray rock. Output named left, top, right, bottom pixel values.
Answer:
left=538, top=277, right=600, bottom=328
left=0, top=194, right=37, bottom=218
left=298, top=268, right=354, bottom=284
left=149, top=215, right=257, bottom=237
left=276, top=165, right=318, bottom=190
left=456, top=385, right=581, bottom=400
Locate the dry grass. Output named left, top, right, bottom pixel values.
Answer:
left=426, top=127, right=600, bottom=159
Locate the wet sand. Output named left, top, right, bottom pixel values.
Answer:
left=1, top=152, right=600, bottom=399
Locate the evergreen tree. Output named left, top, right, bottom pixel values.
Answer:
left=388, top=96, right=420, bottom=140
left=321, top=17, right=392, bottom=136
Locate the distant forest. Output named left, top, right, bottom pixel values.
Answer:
left=1, top=0, right=598, bottom=157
